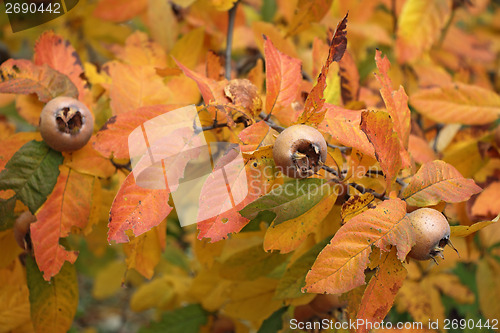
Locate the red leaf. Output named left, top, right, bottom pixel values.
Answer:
left=360, top=110, right=402, bottom=190
left=238, top=121, right=276, bottom=153
left=0, top=59, right=78, bottom=102
left=356, top=249, right=407, bottom=333
left=304, top=198, right=414, bottom=294
left=108, top=172, right=172, bottom=243
left=31, top=167, right=97, bottom=280
left=375, top=50, right=411, bottom=167
left=175, top=59, right=229, bottom=105
left=34, top=31, right=87, bottom=100
left=94, top=105, right=181, bottom=160
left=297, top=13, right=348, bottom=126
left=402, top=160, right=482, bottom=206
left=263, top=36, right=302, bottom=115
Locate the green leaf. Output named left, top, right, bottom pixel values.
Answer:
left=0, top=195, right=17, bottom=231
left=274, top=236, right=332, bottom=299
left=0, top=140, right=63, bottom=213
left=239, top=178, right=331, bottom=226
left=26, top=255, right=78, bottom=333
left=139, top=304, right=208, bottom=333
left=257, top=306, right=288, bottom=333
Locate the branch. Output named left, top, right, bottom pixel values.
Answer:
left=348, top=182, right=389, bottom=200
left=225, top=1, right=240, bottom=80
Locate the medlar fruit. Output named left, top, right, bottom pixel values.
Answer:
left=273, top=124, right=327, bottom=178
left=407, top=208, right=453, bottom=261
left=39, top=96, right=94, bottom=152
left=13, top=211, right=36, bottom=250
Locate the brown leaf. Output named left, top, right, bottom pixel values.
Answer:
left=224, top=79, right=262, bottom=119
left=0, top=60, right=78, bottom=102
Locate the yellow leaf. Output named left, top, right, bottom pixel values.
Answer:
left=130, top=271, right=191, bottom=311
left=0, top=260, right=32, bottom=332
left=206, top=0, right=238, bottom=11
left=92, top=260, right=127, bottom=300
left=0, top=230, right=23, bottom=269
left=477, top=257, right=500, bottom=323
left=224, top=277, right=282, bottom=322
left=170, top=28, right=205, bottom=69
left=263, top=190, right=337, bottom=253
left=451, top=215, right=498, bottom=237
left=147, top=0, right=179, bottom=52
left=396, top=0, right=452, bottom=63
left=123, top=225, right=164, bottom=279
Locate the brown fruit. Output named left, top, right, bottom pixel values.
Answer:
left=273, top=124, right=327, bottom=178
left=407, top=208, right=451, bottom=261
left=293, top=304, right=317, bottom=322
left=13, top=211, right=36, bottom=250
left=39, top=96, right=94, bottom=152
left=211, top=315, right=235, bottom=333
left=309, top=294, right=346, bottom=314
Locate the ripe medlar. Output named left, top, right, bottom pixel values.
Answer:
left=273, top=124, right=327, bottom=178
left=39, top=96, right=94, bottom=152
left=13, top=211, right=36, bottom=250
left=407, top=208, right=453, bottom=261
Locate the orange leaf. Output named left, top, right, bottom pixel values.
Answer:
left=356, top=249, right=407, bottom=333
left=0, top=132, right=41, bottom=173
left=112, top=31, right=167, bottom=68
left=396, top=0, right=451, bottom=64
left=64, top=139, right=115, bottom=178
left=93, top=0, right=148, bottom=22
left=471, top=181, right=500, bottom=217
left=374, top=50, right=411, bottom=150
left=31, top=167, right=97, bottom=280
left=408, top=134, right=436, bottom=165
left=410, top=82, right=500, bottom=125
left=175, top=59, right=229, bottom=105
left=402, top=160, right=482, bottom=206
left=108, top=172, right=172, bottom=244
left=263, top=35, right=302, bottom=115
left=297, top=13, right=348, bottom=126
left=0, top=59, right=78, bottom=102
left=238, top=121, right=276, bottom=153
left=106, top=62, right=181, bottom=115
left=304, top=198, right=414, bottom=294
left=33, top=31, right=87, bottom=100
left=360, top=110, right=402, bottom=189
left=318, top=104, right=375, bottom=158
left=206, top=50, right=224, bottom=81
left=94, top=105, right=181, bottom=160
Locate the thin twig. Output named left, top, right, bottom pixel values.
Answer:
left=225, top=1, right=239, bottom=80
left=321, top=164, right=340, bottom=178
left=327, top=143, right=351, bottom=153
left=111, top=160, right=132, bottom=172
left=348, top=182, right=389, bottom=200
left=259, top=112, right=285, bottom=132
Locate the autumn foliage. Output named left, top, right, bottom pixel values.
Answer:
left=0, top=0, right=500, bottom=332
